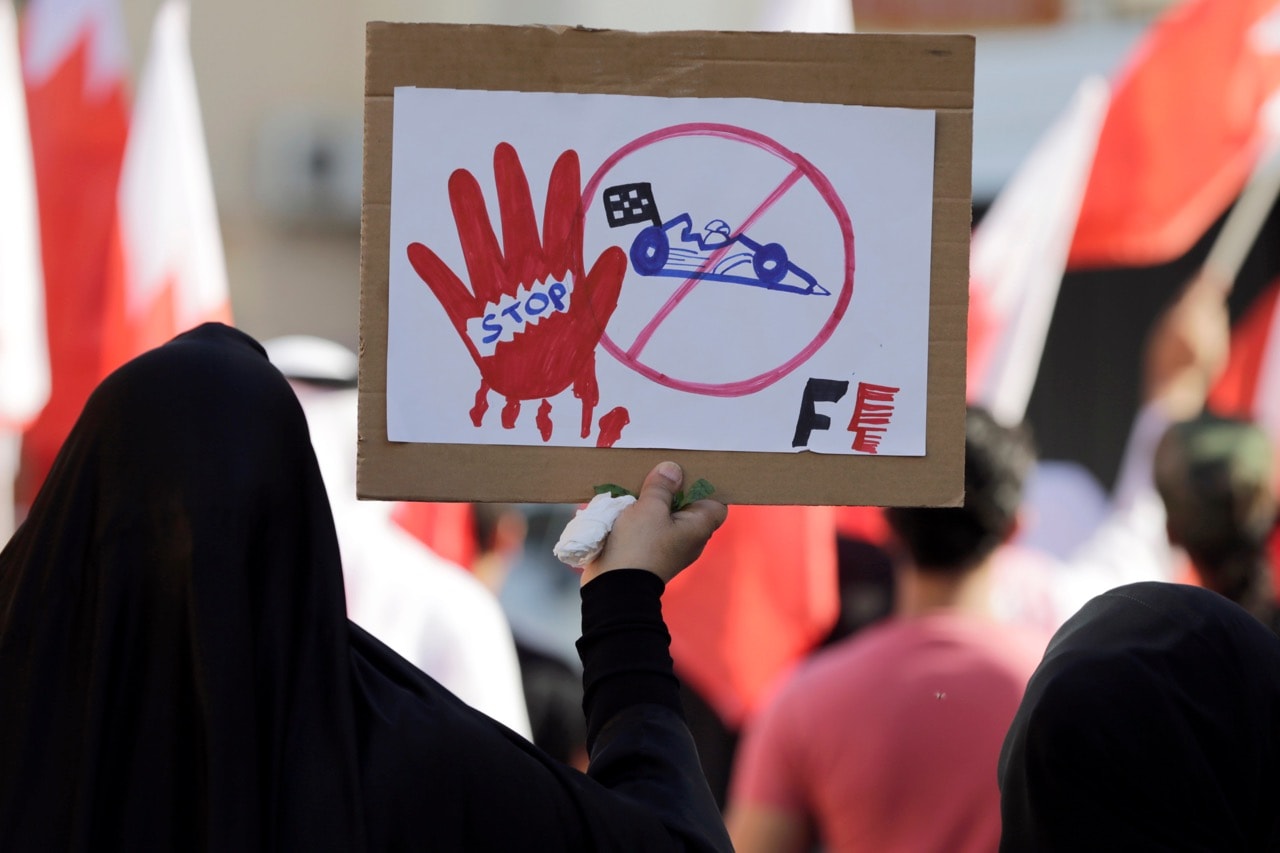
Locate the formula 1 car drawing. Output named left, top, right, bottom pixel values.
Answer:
left=601, top=182, right=830, bottom=297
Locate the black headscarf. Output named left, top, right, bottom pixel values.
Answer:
left=0, top=323, right=728, bottom=851
left=998, top=581, right=1280, bottom=851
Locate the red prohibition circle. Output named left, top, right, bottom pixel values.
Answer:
left=581, top=122, right=856, bottom=398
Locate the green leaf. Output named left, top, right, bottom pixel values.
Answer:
left=596, top=478, right=716, bottom=511
left=593, top=483, right=636, bottom=499
left=685, top=478, right=716, bottom=504
left=671, top=478, right=716, bottom=511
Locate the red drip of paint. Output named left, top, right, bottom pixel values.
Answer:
left=536, top=399, right=553, bottom=442
left=596, top=407, right=630, bottom=448
left=470, top=381, right=490, bottom=427
left=501, top=397, right=521, bottom=429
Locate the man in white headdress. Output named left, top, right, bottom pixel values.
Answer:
left=266, top=334, right=531, bottom=738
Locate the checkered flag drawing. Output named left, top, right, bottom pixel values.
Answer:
left=602, top=183, right=662, bottom=228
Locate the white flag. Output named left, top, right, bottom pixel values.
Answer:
left=0, top=0, right=49, bottom=430
left=968, top=77, right=1110, bottom=426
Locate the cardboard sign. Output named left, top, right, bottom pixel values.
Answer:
left=360, top=23, right=973, bottom=506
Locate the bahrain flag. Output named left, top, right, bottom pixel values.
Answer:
left=1068, top=0, right=1280, bottom=270
left=98, top=0, right=230, bottom=376
left=18, top=0, right=128, bottom=504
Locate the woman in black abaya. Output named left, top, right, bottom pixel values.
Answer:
left=999, top=581, right=1280, bottom=851
left=0, top=323, right=731, bottom=851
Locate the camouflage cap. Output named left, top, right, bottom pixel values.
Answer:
left=1154, top=414, right=1277, bottom=555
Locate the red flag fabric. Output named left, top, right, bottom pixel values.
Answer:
left=18, top=0, right=129, bottom=505
left=1068, top=0, right=1280, bottom=270
left=833, top=505, right=889, bottom=545
left=1209, top=276, right=1280, bottom=423
left=98, top=0, right=230, bottom=378
left=661, top=505, right=838, bottom=728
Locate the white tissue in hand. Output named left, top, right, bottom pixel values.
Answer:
left=553, top=492, right=637, bottom=567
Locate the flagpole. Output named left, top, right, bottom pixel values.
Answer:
left=0, top=433, right=17, bottom=540
left=1202, top=143, right=1280, bottom=287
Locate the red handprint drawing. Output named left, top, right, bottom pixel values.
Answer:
left=407, top=143, right=628, bottom=444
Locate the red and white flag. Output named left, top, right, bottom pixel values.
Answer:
left=968, top=77, right=1109, bottom=425
left=99, top=0, right=230, bottom=375
left=18, top=0, right=129, bottom=505
left=1068, top=0, right=1280, bottom=270
left=0, top=0, right=47, bottom=431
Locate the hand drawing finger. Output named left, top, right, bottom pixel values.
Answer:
left=579, top=245, right=627, bottom=332
left=406, top=242, right=481, bottom=352
left=447, top=166, right=506, bottom=304
left=493, top=142, right=545, bottom=288
left=543, top=148, right=585, bottom=283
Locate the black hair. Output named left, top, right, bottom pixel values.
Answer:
left=1153, top=415, right=1277, bottom=623
left=885, top=406, right=1035, bottom=573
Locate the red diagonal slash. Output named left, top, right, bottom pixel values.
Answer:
left=625, top=165, right=807, bottom=360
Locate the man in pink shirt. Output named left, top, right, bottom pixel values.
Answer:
left=726, top=408, right=1048, bottom=853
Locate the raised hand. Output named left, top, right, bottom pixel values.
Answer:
left=1143, top=268, right=1231, bottom=420
left=407, top=143, right=628, bottom=442
left=582, top=461, right=728, bottom=587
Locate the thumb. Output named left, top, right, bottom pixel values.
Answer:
left=637, top=460, right=683, bottom=514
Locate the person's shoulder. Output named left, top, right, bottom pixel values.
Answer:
left=933, top=612, right=1050, bottom=678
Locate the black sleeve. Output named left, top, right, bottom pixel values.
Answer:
left=349, top=571, right=732, bottom=852
left=577, top=569, right=733, bottom=853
